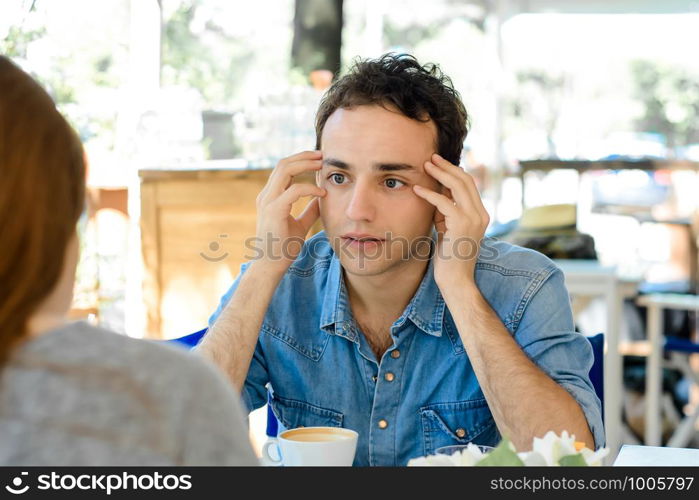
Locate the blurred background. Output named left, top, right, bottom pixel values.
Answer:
left=3, top=0, right=699, bottom=454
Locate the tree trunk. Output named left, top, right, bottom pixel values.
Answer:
left=292, top=0, right=343, bottom=77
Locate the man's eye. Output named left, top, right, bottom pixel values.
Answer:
left=385, top=178, right=406, bottom=189
left=329, top=173, right=346, bottom=184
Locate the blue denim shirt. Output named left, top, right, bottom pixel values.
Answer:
left=209, top=231, right=604, bottom=466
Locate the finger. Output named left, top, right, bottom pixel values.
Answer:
left=431, top=153, right=461, bottom=171
left=266, top=159, right=323, bottom=198
left=458, top=172, right=489, bottom=223
left=296, top=197, right=321, bottom=234
left=281, top=150, right=323, bottom=164
left=267, top=150, right=322, bottom=184
left=273, top=183, right=326, bottom=212
left=424, top=162, right=472, bottom=209
left=412, top=185, right=459, bottom=218
left=268, top=150, right=322, bottom=185
left=431, top=153, right=475, bottom=194
left=462, top=174, right=490, bottom=223
left=432, top=204, right=447, bottom=234
left=432, top=154, right=489, bottom=222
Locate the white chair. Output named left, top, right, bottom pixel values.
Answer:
left=636, top=293, right=699, bottom=447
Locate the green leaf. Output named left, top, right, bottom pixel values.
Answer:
left=558, top=453, right=588, bottom=466
left=475, top=439, right=524, bottom=467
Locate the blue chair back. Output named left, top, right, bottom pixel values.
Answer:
left=664, top=336, right=699, bottom=354
left=168, top=328, right=207, bottom=349
left=587, top=333, right=604, bottom=417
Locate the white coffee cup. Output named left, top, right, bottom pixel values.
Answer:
left=261, top=426, right=358, bottom=466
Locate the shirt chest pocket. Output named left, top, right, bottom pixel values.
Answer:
left=270, top=394, right=344, bottom=432
left=419, top=399, right=500, bottom=456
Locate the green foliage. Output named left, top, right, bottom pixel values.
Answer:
left=1, top=24, right=46, bottom=58
left=384, top=22, right=444, bottom=50
left=558, top=453, right=587, bottom=466
left=161, top=0, right=255, bottom=109
left=630, top=60, right=699, bottom=151
left=383, top=0, right=484, bottom=51
left=1, top=26, right=77, bottom=109
left=475, top=438, right=525, bottom=466
left=508, top=69, right=568, bottom=157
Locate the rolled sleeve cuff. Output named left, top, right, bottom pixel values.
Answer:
left=559, top=381, right=606, bottom=450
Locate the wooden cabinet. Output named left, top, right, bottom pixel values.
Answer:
left=139, top=165, right=315, bottom=339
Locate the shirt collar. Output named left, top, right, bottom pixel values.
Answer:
left=319, top=253, right=358, bottom=342
left=319, top=237, right=446, bottom=339
left=402, top=255, right=446, bottom=337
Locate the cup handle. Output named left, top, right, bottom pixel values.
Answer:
left=261, top=438, right=282, bottom=466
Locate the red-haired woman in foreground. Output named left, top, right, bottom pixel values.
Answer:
left=0, top=56, right=257, bottom=465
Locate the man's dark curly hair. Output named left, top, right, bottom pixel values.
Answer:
left=315, top=53, right=469, bottom=165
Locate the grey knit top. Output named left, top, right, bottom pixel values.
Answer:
left=0, top=322, right=257, bottom=466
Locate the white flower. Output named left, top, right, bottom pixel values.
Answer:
left=580, top=447, right=609, bottom=466
left=407, top=443, right=487, bottom=467
left=407, top=455, right=456, bottom=466
left=518, top=451, right=548, bottom=466
left=530, top=430, right=579, bottom=466
left=450, top=443, right=487, bottom=465
left=407, top=431, right=609, bottom=466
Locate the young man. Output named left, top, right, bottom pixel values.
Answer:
left=198, top=54, right=603, bottom=466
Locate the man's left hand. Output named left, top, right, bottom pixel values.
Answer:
left=413, top=153, right=490, bottom=294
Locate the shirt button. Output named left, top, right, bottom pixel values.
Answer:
left=384, top=372, right=395, bottom=382
left=371, top=375, right=377, bottom=382
left=391, top=350, right=400, bottom=359
left=378, top=419, right=388, bottom=429
left=455, top=428, right=466, bottom=438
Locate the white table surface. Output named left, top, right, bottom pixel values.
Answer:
left=613, top=445, right=699, bottom=466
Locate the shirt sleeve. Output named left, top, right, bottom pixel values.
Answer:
left=177, top=356, right=260, bottom=465
left=513, top=266, right=606, bottom=450
left=207, top=261, right=269, bottom=414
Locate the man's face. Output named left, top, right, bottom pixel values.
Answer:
left=318, top=104, right=442, bottom=277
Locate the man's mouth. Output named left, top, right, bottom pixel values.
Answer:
left=340, top=233, right=385, bottom=249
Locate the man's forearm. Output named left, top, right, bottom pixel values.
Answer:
left=444, top=284, right=595, bottom=451
left=197, top=262, right=284, bottom=392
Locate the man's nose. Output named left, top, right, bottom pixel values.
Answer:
left=344, top=181, right=375, bottom=222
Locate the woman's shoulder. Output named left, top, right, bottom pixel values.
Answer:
left=14, top=321, right=244, bottom=424
left=18, top=321, right=226, bottom=387
left=5, top=321, right=256, bottom=465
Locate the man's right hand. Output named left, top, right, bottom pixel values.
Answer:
left=198, top=151, right=325, bottom=391
left=252, top=150, right=326, bottom=275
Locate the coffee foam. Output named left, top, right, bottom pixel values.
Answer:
left=282, top=427, right=356, bottom=443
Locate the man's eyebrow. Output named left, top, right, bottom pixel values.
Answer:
left=322, top=158, right=419, bottom=172
left=375, top=162, right=418, bottom=172
left=322, top=158, right=350, bottom=169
